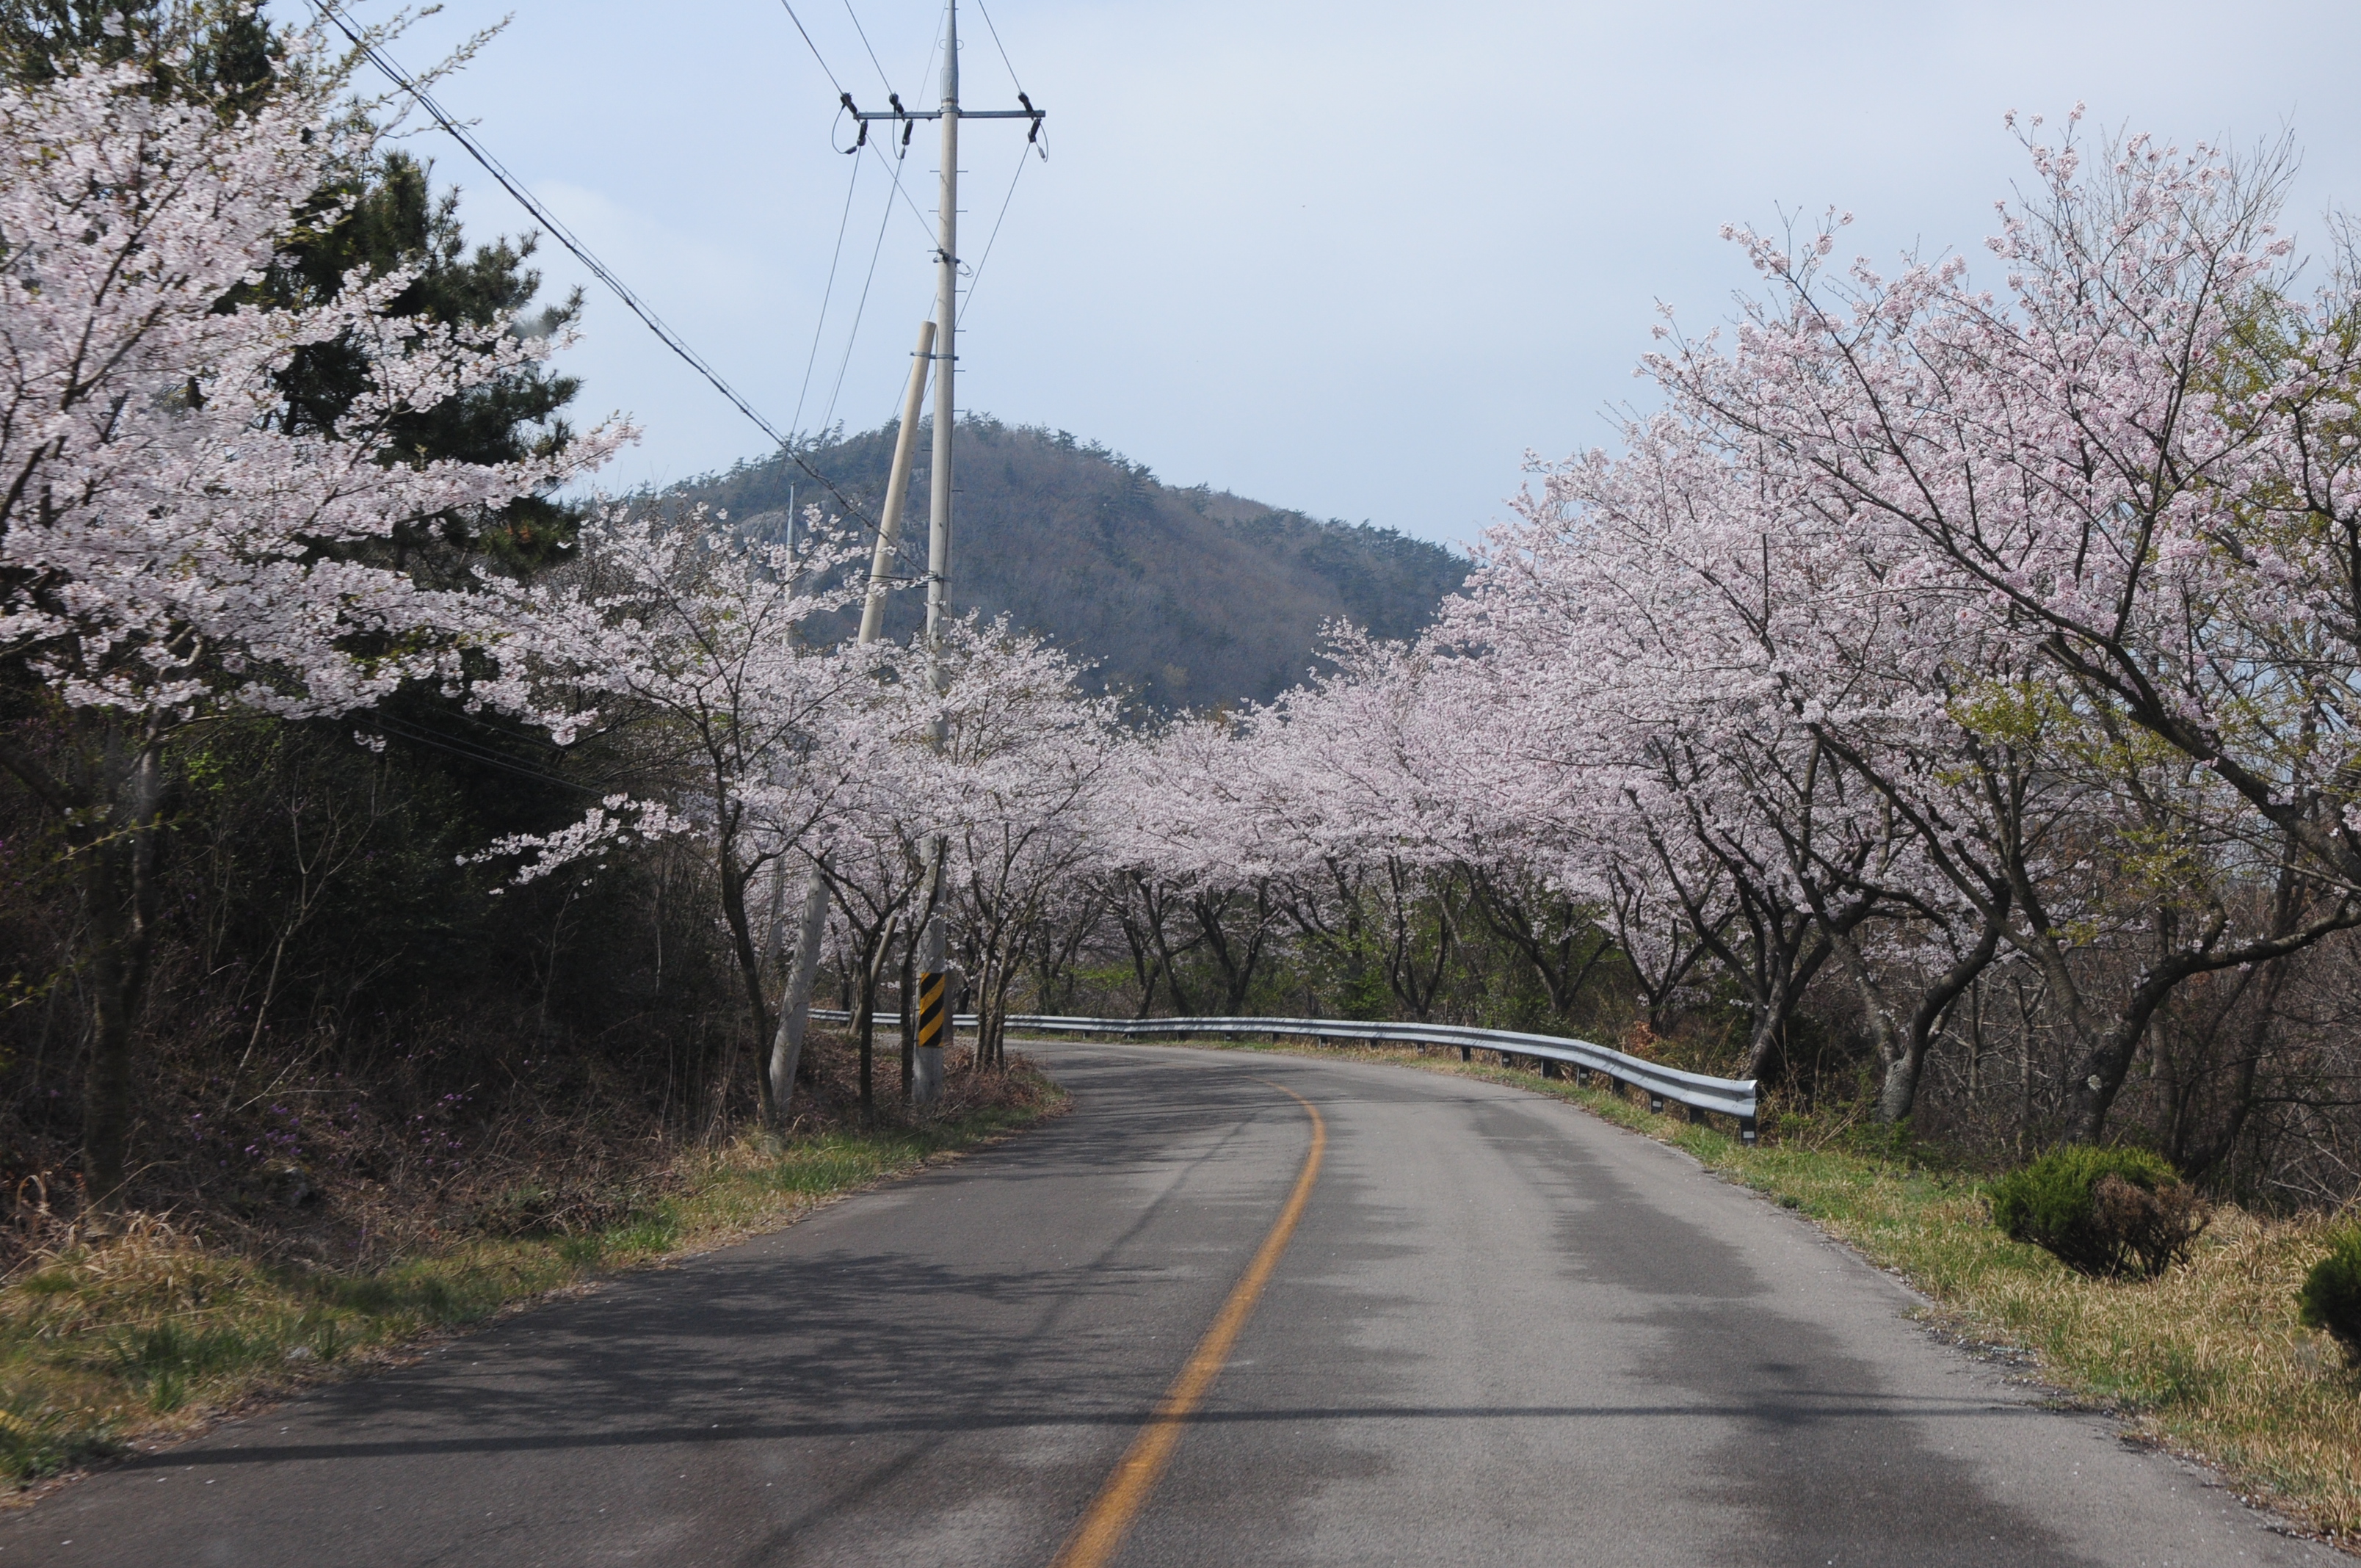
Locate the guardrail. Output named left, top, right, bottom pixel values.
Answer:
left=810, top=1009, right=1758, bottom=1140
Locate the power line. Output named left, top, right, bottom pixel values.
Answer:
left=971, top=0, right=1026, bottom=95
left=782, top=0, right=935, bottom=279
left=365, top=714, right=607, bottom=796
left=864, top=129, right=936, bottom=239
left=824, top=141, right=909, bottom=433
left=915, top=25, right=941, bottom=118
left=841, top=0, right=897, bottom=95
left=772, top=0, right=846, bottom=94
left=959, top=139, right=1032, bottom=326
left=792, top=153, right=864, bottom=436
left=310, top=1, right=893, bottom=537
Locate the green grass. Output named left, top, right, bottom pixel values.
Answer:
left=1154, top=1034, right=2361, bottom=1543
left=0, top=1097, right=1059, bottom=1492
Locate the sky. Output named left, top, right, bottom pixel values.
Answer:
left=303, top=0, right=2361, bottom=548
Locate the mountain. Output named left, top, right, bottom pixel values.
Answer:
left=677, top=418, right=1471, bottom=712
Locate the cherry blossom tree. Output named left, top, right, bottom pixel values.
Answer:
left=914, top=618, right=1120, bottom=1065
left=801, top=754, right=934, bottom=1111
left=0, top=37, right=620, bottom=1202
left=468, top=507, right=882, bottom=1125
left=1106, top=715, right=1296, bottom=1016
left=1438, top=441, right=1854, bottom=1076
left=1036, top=116, right=2361, bottom=1150
left=1643, top=116, right=2361, bottom=1137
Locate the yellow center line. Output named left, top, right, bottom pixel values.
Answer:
left=1048, top=1076, right=1328, bottom=1568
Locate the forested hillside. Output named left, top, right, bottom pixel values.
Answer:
left=683, top=419, right=1468, bottom=711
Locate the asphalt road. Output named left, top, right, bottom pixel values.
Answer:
left=3, top=1042, right=2340, bottom=1567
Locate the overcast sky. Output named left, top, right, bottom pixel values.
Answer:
left=315, top=0, right=2361, bottom=548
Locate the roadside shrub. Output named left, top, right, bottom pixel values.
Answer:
left=1990, top=1146, right=2210, bottom=1279
left=2296, top=1227, right=2361, bottom=1362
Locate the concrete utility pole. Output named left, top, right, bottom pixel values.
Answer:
left=915, top=0, right=961, bottom=1109
left=846, top=0, right=1044, bottom=1106
left=767, top=321, right=936, bottom=1130
left=860, top=320, right=937, bottom=643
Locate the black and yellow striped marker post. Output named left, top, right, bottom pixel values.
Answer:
left=917, top=969, right=946, bottom=1053
left=913, top=966, right=947, bottom=1104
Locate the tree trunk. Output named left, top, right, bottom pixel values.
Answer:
left=79, top=737, right=164, bottom=1213
left=987, top=963, right=1018, bottom=1068
left=1823, top=904, right=2003, bottom=1126
left=852, top=912, right=901, bottom=1116
left=717, top=847, right=771, bottom=1126
left=2059, top=931, right=2194, bottom=1144
left=899, top=936, right=918, bottom=1104
left=1874, top=929, right=1996, bottom=1125
left=764, top=870, right=832, bottom=1133
left=856, top=991, right=876, bottom=1114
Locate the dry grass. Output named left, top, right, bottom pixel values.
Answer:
left=0, top=1048, right=1064, bottom=1496
left=1142, top=1032, right=2361, bottom=1547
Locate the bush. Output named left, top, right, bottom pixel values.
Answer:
left=1990, top=1145, right=2210, bottom=1279
left=2296, top=1228, right=2361, bottom=1362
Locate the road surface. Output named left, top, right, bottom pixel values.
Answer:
left=2, top=1041, right=2336, bottom=1566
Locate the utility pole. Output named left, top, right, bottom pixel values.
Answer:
left=915, top=0, right=961, bottom=1110
left=846, top=0, right=1043, bottom=1106
left=860, top=321, right=937, bottom=644
left=766, top=321, right=935, bottom=1130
